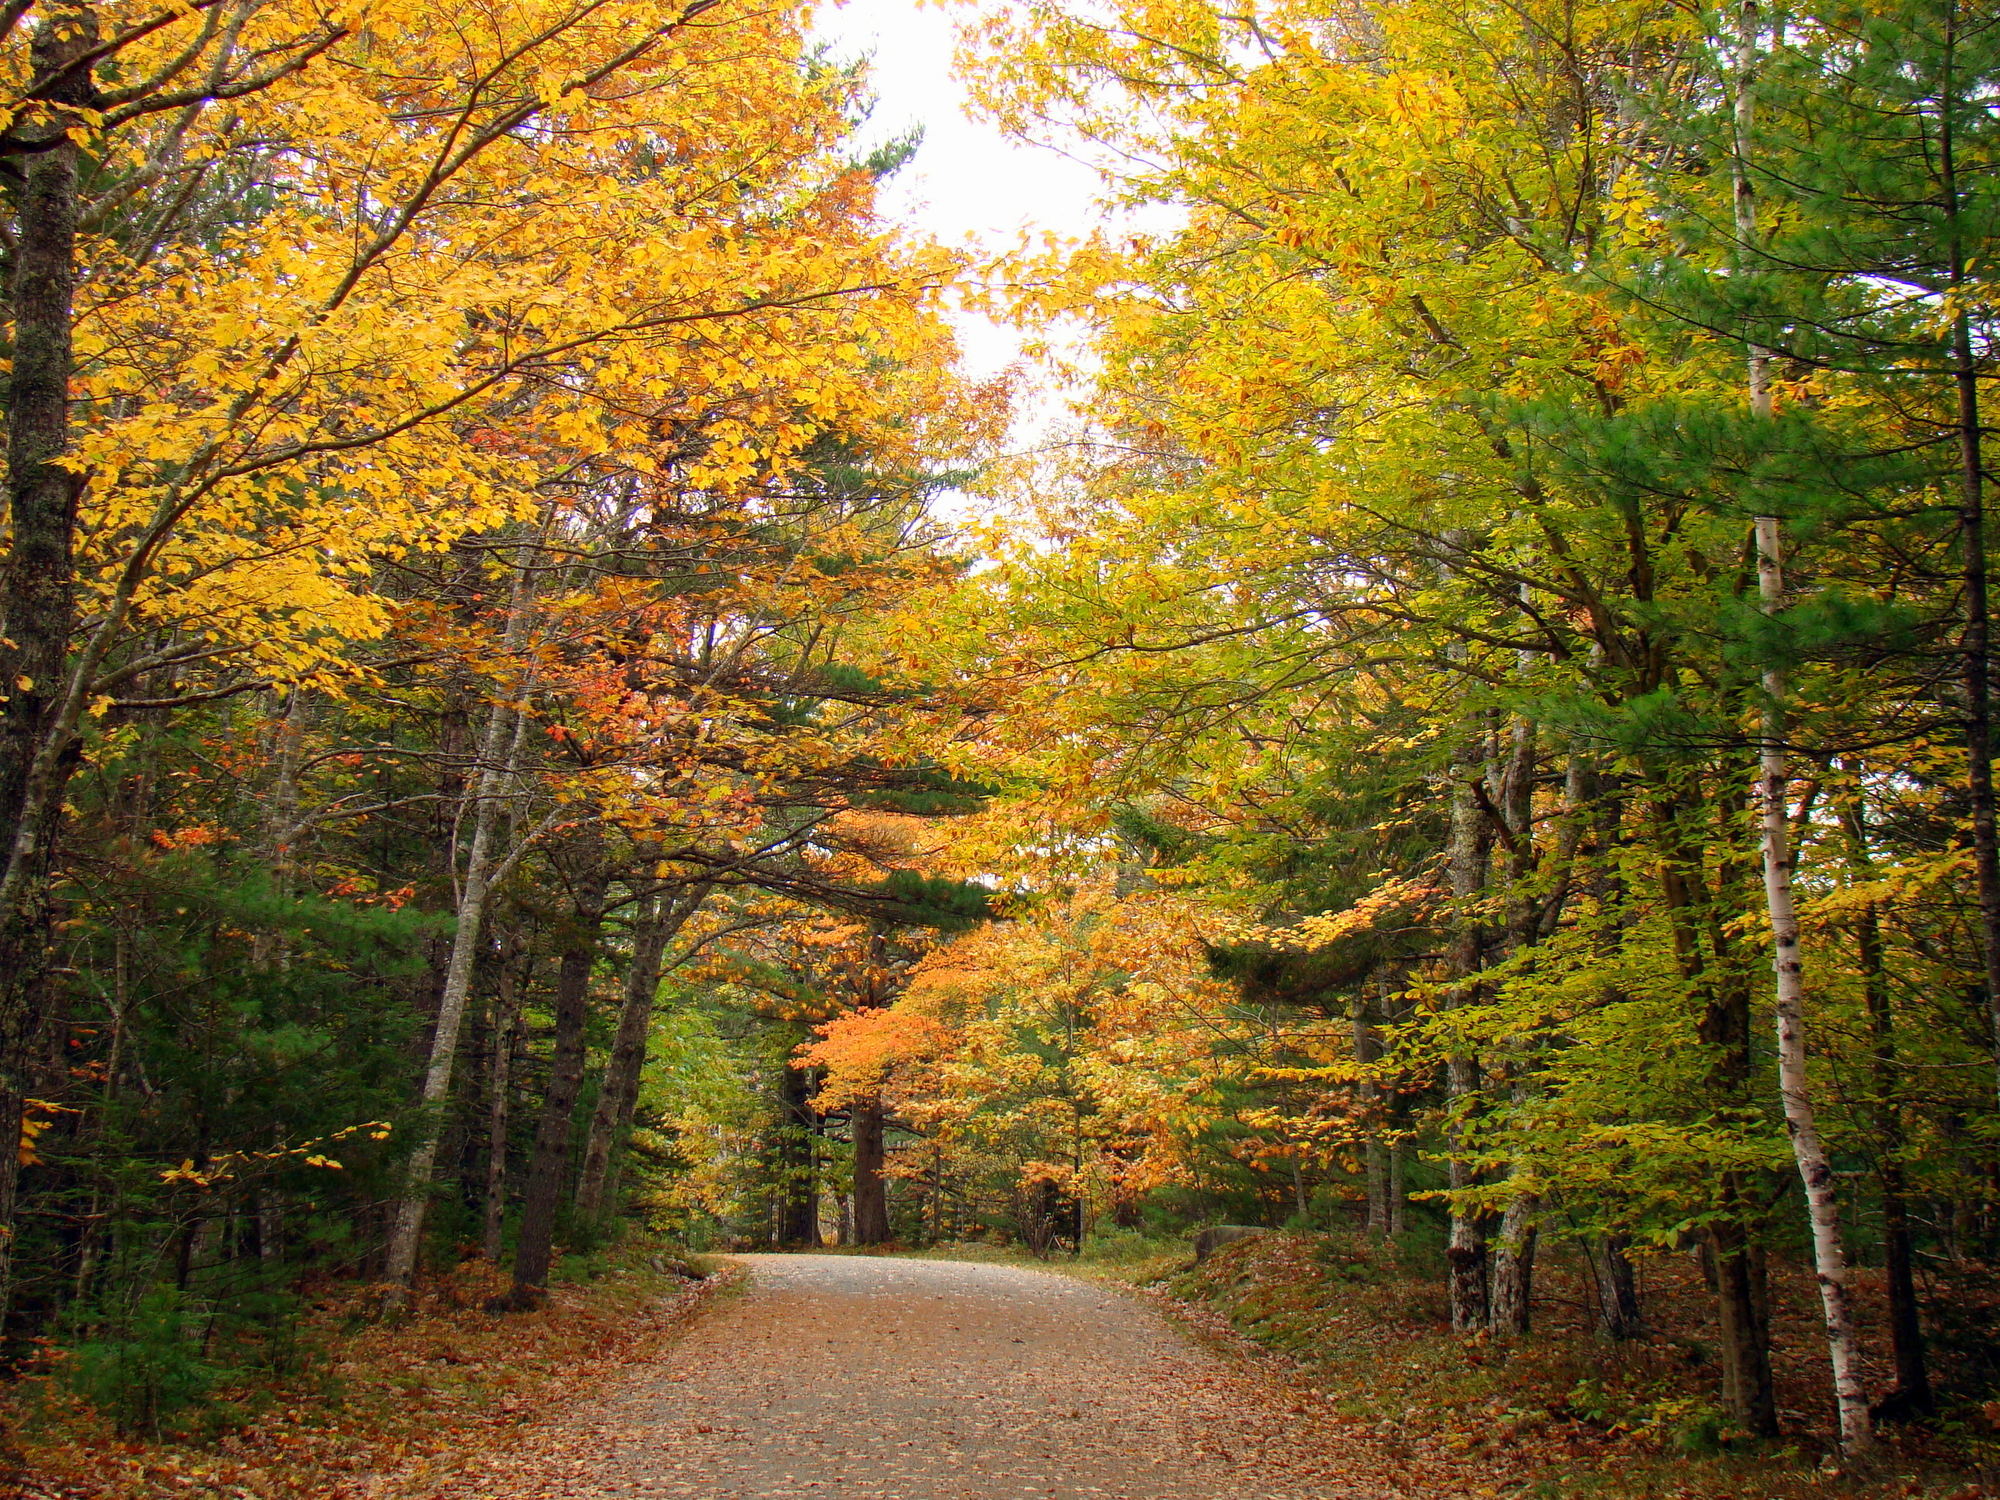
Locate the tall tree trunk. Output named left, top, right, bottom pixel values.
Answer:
left=0, top=2, right=98, bottom=1314
left=481, top=929, right=530, bottom=1261
left=509, top=826, right=610, bottom=1300
left=573, top=885, right=661, bottom=1226
left=1355, top=979, right=1389, bottom=1237
left=1839, top=774, right=1932, bottom=1418
left=1720, top=14, right=1840, bottom=1448
left=1363, top=1139, right=1389, bottom=1237
left=1388, top=1141, right=1406, bottom=1237
left=575, top=884, right=705, bottom=1223
left=1668, top=790, right=1778, bottom=1439
left=1743, top=199, right=1874, bottom=1461
left=1591, top=1235, right=1644, bottom=1340
left=1445, top=717, right=1490, bottom=1334
left=852, top=1097, right=890, bottom=1244
left=381, top=541, right=541, bottom=1308
left=1940, top=91, right=2000, bottom=1107
left=1866, top=918, right=1932, bottom=1420
left=250, top=688, right=311, bottom=969
left=1711, top=1204, right=1777, bottom=1436
left=776, top=1054, right=821, bottom=1247
left=1489, top=1196, right=1539, bottom=1336
left=1486, top=628, right=1547, bottom=1335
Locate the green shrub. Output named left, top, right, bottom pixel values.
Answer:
left=62, top=1287, right=226, bottom=1437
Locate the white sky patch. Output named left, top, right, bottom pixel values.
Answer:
left=811, top=0, right=1185, bottom=495
left=810, top=0, right=1108, bottom=385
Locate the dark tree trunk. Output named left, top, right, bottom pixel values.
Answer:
left=775, top=1056, right=820, bottom=1247
left=1877, top=1176, right=1932, bottom=1422
left=1712, top=1205, right=1778, bottom=1437
left=1444, top=716, right=1491, bottom=1334
left=0, top=2, right=98, bottom=1311
left=1958, top=347, right=2000, bottom=1099
left=1855, top=885, right=1933, bottom=1417
left=1444, top=1084, right=1489, bottom=1334
left=482, top=931, right=530, bottom=1261
left=1654, top=781, right=1779, bottom=1439
left=1592, top=1234, right=1644, bottom=1340
left=852, top=1097, right=890, bottom=1245
left=1938, top=43, right=2000, bottom=1107
left=1355, top=979, right=1389, bottom=1236
left=509, top=830, right=609, bottom=1299
left=575, top=884, right=704, bottom=1223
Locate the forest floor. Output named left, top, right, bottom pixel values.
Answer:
left=2, top=1248, right=726, bottom=1500
left=950, top=1231, right=1998, bottom=1500
left=7, top=1237, right=1995, bottom=1500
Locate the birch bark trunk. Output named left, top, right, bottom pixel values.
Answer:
left=1751, top=516, right=1873, bottom=1454
left=1734, top=3, right=1872, bottom=1452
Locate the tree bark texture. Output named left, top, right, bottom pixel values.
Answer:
left=1681, top=839, right=1778, bottom=1437
left=510, top=826, right=611, bottom=1298
left=1712, top=1206, right=1778, bottom=1437
left=1753, top=510, right=1872, bottom=1453
left=481, top=930, right=530, bottom=1260
left=574, top=884, right=705, bottom=1222
left=1488, top=1196, right=1538, bottom=1337
left=852, top=1097, right=890, bottom=1245
left=1388, top=1143, right=1406, bottom=1238
left=1445, top=710, right=1490, bottom=1334
left=0, top=1, right=98, bottom=1313
left=1591, top=1236, right=1644, bottom=1340
left=776, top=1055, right=820, bottom=1247
left=1354, top=981, right=1389, bottom=1237
left=1867, top=950, right=1932, bottom=1418
left=1841, top=777, right=1933, bottom=1418
left=381, top=545, right=540, bottom=1307
left=1919, top=0, right=2000, bottom=1115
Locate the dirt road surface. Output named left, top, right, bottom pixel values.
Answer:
left=432, top=1253, right=1398, bottom=1500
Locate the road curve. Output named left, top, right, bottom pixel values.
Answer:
left=436, top=1252, right=1373, bottom=1500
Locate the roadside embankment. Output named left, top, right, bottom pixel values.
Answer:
left=1159, top=1233, right=1994, bottom=1500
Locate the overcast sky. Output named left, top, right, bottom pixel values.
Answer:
left=809, top=0, right=1113, bottom=385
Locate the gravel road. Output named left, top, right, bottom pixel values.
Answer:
left=437, top=1253, right=1377, bottom=1500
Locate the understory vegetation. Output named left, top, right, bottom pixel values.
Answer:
left=1168, top=1235, right=1996, bottom=1496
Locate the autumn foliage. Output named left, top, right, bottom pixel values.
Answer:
left=5, top=0, right=2000, bottom=1482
